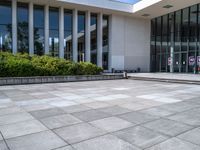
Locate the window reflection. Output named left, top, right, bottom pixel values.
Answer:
left=64, top=9, right=73, bottom=60
left=151, top=3, right=200, bottom=73
left=17, top=2, right=29, bottom=53
left=91, top=13, right=97, bottom=65
left=103, top=15, right=109, bottom=70
left=78, top=12, right=85, bottom=62
left=0, top=0, right=12, bottom=52
left=34, top=5, right=44, bottom=55
left=49, top=7, right=59, bottom=57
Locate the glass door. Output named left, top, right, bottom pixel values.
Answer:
left=181, top=53, right=187, bottom=73
left=173, top=53, right=180, bottom=72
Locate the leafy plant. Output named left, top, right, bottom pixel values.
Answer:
left=0, top=52, right=103, bottom=77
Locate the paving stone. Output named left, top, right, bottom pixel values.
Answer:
left=23, top=104, right=55, bottom=112
left=0, top=141, right=8, bottom=150
left=120, top=102, right=151, bottom=111
left=119, top=112, right=159, bottom=125
left=0, top=112, right=34, bottom=126
left=55, top=146, right=75, bottom=150
left=98, top=106, right=132, bottom=115
left=0, top=120, right=47, bottom=139
left=73, top=134, right=141, bottom=150
left=50, top=100, right=77, bottom=107
left=158, top=102, right=199, bottom=113
left=0, top=133, right=3, bottom=141
left=6, top=130, right=67, bottom=150
left=139, top=107, right=175, bottom=117
left=0, top=102, right=15, bottom=109
left=114, top=126, right=168, bottom=149
left=167, top=108, right=200, bottom=126
left=90, top=117, right=134, bottom=132
left=30, top=108, right=65, bottom=119
left=0, top=107, right=24, bottom=116
left=145, top=138, right=200, bottom=150
left=54, top=123, right=106, bottom=144
left=40, top=114, right=82, bottom=129
left=186, top=97, right=200, bottom=105
left=178, top=127, right=200, bottom=145
left=143, top=118, right=193, bottom=137
left=83, top=101, right=112, bottom=109
left=72, top=109, right=110, bottom=122
left=61, top=105, right=91, bottom=113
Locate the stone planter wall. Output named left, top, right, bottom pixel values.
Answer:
left=0, top=75, right=124, bottom=86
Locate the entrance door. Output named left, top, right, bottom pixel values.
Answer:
left=181, top=53, right=187, bottom=72
left=174, top=53, right=180, bottom=72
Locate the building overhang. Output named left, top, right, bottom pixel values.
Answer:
left=19, top=0, right=200, bottom=19
left=133, top=0, right=200, bottom=19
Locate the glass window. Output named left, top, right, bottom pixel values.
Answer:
left=156, top=17, right=161, bottom=55
left=34, top=5, right=44, bottom=55
left=78, top=11, right=85, bottom=62
left=64, top=9, right=73, bottom=60
left=103, top=15, right=109, bottom=70
left=189, top=5, right=197, bottom=51
left=150, top=19, right=156, bottom=72
left=49, top=7, right=59, bottom=57
left=181, top=8, right=189, bottom=52
left=17, top=2, right=29, bottom=53
left=174, top=10, right=181, bottom=52
left=151, top=4, right=200, bottom=73
left=161, top=15, right=168, bottom=54
left=0, top=0, right=12, bottom=52
left=91, top=13, right=97, bottom=65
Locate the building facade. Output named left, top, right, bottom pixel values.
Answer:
left=151, top=3, right=200, bottom=73
left=0, top=0, right=200, bottom=72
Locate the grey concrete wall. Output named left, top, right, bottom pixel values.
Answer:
left=0, top=75, right=124, bottom=86
left=110, top=14, right=151, bottom=72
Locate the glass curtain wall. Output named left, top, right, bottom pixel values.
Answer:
left=151, top=3, right=200, bottom=73
left=0, top=0, right=12, bottom=52
left=17, top=2, right=29, bottom=53
left=64, top=9, right=73, bottom=60
left=78, top=11, right=85, bottom=62
left=103, top=15, right=109, bottom=70
left=90, top=13, right=97, bottom=65
left=34, top=5, right=44, bottom=55
left=49, top=7, right=59, bottom=57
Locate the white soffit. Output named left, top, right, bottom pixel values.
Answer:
left=133, top=0, right=200, bottom=18
left=22, top=0, right=200, bottom=18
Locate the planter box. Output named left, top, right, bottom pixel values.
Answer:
left=0, top=75, right=124, bottom=86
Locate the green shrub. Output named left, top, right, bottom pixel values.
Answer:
left=0, top=52, right=103, bottom=77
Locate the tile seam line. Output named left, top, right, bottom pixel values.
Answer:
left=0, top=131, right=11, bottom=150
left=25, top=110, right=71, bottom=146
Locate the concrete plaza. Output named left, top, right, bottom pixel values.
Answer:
left=0, top=79, right=200, bottom=150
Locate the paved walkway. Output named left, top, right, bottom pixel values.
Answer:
left=129, top=73, right=200, bottom=82
left=0, top=80, right=200, bottom=150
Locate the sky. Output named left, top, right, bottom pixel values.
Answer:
left=115, top=0, right=141, bottom=4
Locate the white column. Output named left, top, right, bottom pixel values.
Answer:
left=59, top=6, right=64, bottom=58
left=12, top=0, right=17, bottom=54
left=108, top=15, right=112, bottom=71
left=85, top=11, right=91, bottom=62
left=44, top=5, right=49, bottom=55
left=72, top=9, right=78, bottom=62
left=29, top=2, right=34, bottom=55
left=97, top=13, right=103, bottom=67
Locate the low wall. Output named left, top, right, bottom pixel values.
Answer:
left=0, top=75, right=124, bottom=86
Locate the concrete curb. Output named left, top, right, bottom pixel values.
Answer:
left=129, top=76, right=200, bottom=85
left=0, top=75, right=124, bottom=86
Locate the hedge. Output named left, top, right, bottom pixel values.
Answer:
left=0, top=52, right=103, bottom=77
